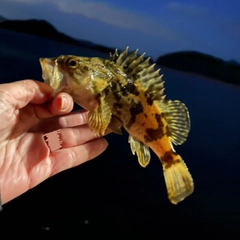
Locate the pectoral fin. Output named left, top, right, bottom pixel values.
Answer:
left=92, top=76, right=109, bottom=93
left=88, top=95, right=112, bottom=136
left=128, top=136, right=151, bottom=167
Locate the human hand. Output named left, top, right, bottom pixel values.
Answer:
left=0, top=80, right=108, bottom=204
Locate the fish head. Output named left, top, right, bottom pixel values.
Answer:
left=39, top=55, right=94, bottom=96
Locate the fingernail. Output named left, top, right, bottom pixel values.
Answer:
left=61, top=96, right=69, bottom=111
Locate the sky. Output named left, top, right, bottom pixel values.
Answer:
left=0, top=0, right=240, bottom=62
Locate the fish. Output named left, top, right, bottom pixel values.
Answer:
left=39, top=47, right=194, bottom=204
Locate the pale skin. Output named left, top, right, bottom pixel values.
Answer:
left=0, top=80, right=109, bottom=204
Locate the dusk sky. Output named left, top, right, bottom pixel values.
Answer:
left=0, top=0, right=240, bottom=62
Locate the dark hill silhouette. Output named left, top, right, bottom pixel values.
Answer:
left=157, top=51, right=240, bottom=85
left=0, top=18, right=117, bottom=54
left=0, top=18, right=153, bottom=62
left=0, top=19, right=92, bottom=47
left=0, top=15, right=6, bottom=22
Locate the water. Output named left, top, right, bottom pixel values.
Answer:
left=0, top=28, right=240, bottom=238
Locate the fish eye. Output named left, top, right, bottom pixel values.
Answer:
left=68, top=59, right=78, bottom=68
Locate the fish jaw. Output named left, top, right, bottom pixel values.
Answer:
left=39, top=58, right=66, bottom=95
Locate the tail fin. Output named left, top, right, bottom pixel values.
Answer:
left=161, top=152, right=194, bottom=204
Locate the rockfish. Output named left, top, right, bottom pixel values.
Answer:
left=39, top=47, right=194, bottom=204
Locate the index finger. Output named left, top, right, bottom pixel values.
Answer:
left=0, top=80, right=52, bottom=109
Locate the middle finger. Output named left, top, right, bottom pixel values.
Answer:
left=36, top=109, right=88, bottom=132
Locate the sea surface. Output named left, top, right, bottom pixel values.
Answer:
left=0, top=29, right=240, bottom=239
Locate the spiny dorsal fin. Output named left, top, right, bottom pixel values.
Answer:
left=109, top=46, right=165, bottom=101
left=109, top=48, right=119, bottom=62
left=154, top=100, right=191, bottom=145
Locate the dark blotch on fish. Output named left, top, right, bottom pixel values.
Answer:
left=110, top=82, right=121, bottom=102
left=122, top=83, right=139, bottom=96
left=144, top=113, right=164, bottom=142
left=114, top=103, right=123, bottom=109
left=116, top=110, right=122, bottom=116
left=127, top=102, right=143, bottom=128
left=104, top=88, right=110, bottom=96
left=146, top=96, right=153, bottom=106
left=162, top=151, right=174, bottom=168
left=155, top=113, right=161, bottom=123
left=162, top=151, right=180, bottom=168
left=83, top=66, right=89, bottom=72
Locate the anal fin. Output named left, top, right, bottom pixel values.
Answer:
left=88, top=96, right=112, bottom=136
left=128, top=136, right=151, bottom=167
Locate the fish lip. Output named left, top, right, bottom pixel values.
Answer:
left=39, top=58, right=64, bottom=94
left=39, top=58, right=52, bottom=85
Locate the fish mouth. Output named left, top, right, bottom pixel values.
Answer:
left=39, top=58, right=64, bottom=93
